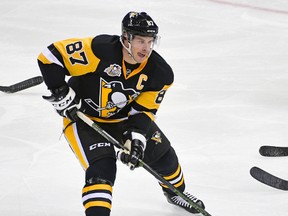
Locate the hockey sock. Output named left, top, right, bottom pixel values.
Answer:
left=160, top=164, right=185, bottom=195
left=82, top=181, right=113, bottom=216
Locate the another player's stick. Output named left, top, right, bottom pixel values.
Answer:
left=0, top=76, right=43, bottom=93
left=259, top=145, right=288, bottom=157
left=250, top=167, right=288, bottom=190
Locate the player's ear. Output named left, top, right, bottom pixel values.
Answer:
left=121, top=32, right=128, bottom=41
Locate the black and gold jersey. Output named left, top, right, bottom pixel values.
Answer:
left=38, top=34, right=173, bottom=133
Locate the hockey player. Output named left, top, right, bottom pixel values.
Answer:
left=37, top=11, right=205, bottom=216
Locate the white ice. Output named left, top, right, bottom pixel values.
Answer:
left=1, top=0, right=288, bottom=215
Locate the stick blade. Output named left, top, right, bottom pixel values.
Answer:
left=0, top=76, right=43, bottom=93
left=0, top=86, right=10, bottom=93
left=259, top=145, right=288, bottom=157
left=250, top=166, right=288, bottom=190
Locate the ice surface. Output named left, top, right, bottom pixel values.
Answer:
left=1, top=0, right=288, bottom=215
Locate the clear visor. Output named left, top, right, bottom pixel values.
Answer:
left=153, top=35, right=161, bottom=49
left=129, top=34, right=161, bottom=50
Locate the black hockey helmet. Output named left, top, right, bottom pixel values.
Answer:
left=122, top=11, right=158, bottom=38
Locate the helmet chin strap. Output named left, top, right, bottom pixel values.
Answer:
left=120, top=34, right=154, bottom=64
left=120, top=36, right=138, bottom=64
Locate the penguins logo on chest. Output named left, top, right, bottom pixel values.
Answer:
left=101, top=80, right=139, bottom=116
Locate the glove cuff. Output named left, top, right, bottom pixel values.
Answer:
left=131, top=131, right=146, bottom=150
left=52, top=86, right=76, bottom=111
left=51, top=83, right=69, bottom=95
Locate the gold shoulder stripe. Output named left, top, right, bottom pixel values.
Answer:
left=37, top=52, right=52, bottom=64
left=53, top=37, right=100, bottom=76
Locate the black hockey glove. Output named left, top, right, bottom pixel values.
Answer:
left=117, top=129, right=146, bottom=170
left=43, top=84, right=82, bottom=122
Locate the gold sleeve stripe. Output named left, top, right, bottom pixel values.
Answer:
left=84, top=201, right=112, bottom=210
left=135, top=84, right=172, bottom=110
left=38, top=47, right=64, bottom=67
left=53, top=37, right=100, bottom=76
left=135, top=91, right=161, bottom=110
left=63, top=118, right=89, bottom=170
left=82, top=184, right=113, bottom=194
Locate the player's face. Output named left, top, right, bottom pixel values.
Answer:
left=130, top=35, right=155, bottom=63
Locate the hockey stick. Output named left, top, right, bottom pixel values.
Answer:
left=250, top=166, right=288, bottom=190
left=259, top=145, right=288, bottom=157
left=0, top=76, right=43, bottom=93
left=76, top=111, right=212, bottom=216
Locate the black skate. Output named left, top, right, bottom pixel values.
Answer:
left=164, top=191, right=205, bottom=214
